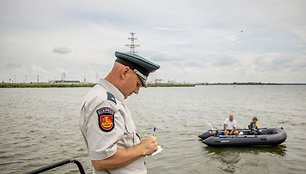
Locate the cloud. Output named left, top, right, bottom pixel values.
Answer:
left=52, top=47, right=72, bottom=55
left=253, top=52, right=306, bottom=72
left=0, top=0, right=305, bottom=83
left=224, top=34, right=240, bottom=46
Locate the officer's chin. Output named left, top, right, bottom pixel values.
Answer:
left=124, top=94, right=131, bottom=99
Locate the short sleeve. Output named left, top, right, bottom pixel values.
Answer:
left=85, top=101, right=125, bottom=160
left=224, top=119, right=227, bottom=125
left=233, top=120, right=237, bottom=128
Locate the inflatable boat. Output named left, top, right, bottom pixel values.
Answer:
left=199, top=128, right=287, bottom=146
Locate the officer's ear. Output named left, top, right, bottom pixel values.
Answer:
left=120, top=66, right=130, bottom=79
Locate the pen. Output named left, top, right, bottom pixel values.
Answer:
left=153, top=127, right=156, bottom=136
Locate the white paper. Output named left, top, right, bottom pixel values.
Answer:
left=151, top=146, right=163, bottom=156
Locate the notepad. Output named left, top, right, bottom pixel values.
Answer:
left=151, top=146, right=163, bottom=156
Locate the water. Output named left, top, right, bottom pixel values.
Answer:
left=0, top=86, right=306, bottom=174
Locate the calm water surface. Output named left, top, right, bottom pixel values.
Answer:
left=0, top=86, right=306, bottom=174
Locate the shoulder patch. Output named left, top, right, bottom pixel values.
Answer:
left=96, top=107, right=115, bottom=132
left=107, top=92, right=116, bottom=104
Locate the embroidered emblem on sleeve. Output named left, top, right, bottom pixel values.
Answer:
left=96, top=107, right=115, bottom=132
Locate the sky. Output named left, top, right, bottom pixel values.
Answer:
left=0, top=0, right=306, bottom=83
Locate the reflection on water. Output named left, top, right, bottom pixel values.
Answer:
left=205, top=145, right=287, bottom=156
left=203, top=145, right=287, bottom=173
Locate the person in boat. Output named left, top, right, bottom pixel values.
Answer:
left=248, top=117, right=259, bottom=130
left=223, top=114, right=239, bottom=135
left=79, top=51, right=160, bottom=174
left=248, top=117, right=259, bottom=134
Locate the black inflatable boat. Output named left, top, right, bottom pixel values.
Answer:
left=199, top=128, right=287, bottom=146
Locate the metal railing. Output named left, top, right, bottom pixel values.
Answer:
left=25, top=159, right=86, bottom=174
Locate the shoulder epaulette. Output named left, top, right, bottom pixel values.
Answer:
left=106, top=92, right=117, bottom=104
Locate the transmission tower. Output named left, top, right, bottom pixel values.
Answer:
left=37, top=74, right=39, bottom=83
left=125, top=32, right=140, bottom=54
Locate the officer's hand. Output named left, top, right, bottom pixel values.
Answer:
left=139, top=135, right=158, bottom=156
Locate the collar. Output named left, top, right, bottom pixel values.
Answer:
left=98, top=78, right=125, bottom=102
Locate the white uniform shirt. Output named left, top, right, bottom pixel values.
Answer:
left=79, top=78, right=146, bottom=174
left=224, top=118, right=237, bottom=130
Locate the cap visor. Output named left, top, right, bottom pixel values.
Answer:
left=138, top=76, right=147, bottom=88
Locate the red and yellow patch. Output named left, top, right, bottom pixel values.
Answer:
left=96, top=107, right=115, bottom=132
left=100, top=115, right=113, bottom=131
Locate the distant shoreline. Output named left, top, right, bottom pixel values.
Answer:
left=0, top=83, right=196, bottom=88
left=196, top=82, right=306, bottom=86
left=1, top=82, right=306, bottom=88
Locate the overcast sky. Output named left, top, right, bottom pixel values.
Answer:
left=0, top=0, right=305, bottom=83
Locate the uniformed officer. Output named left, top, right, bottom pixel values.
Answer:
left=79, top=51, right=160, bottom=174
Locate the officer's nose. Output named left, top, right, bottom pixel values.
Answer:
left=134, top=86, right=140, bottom=94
